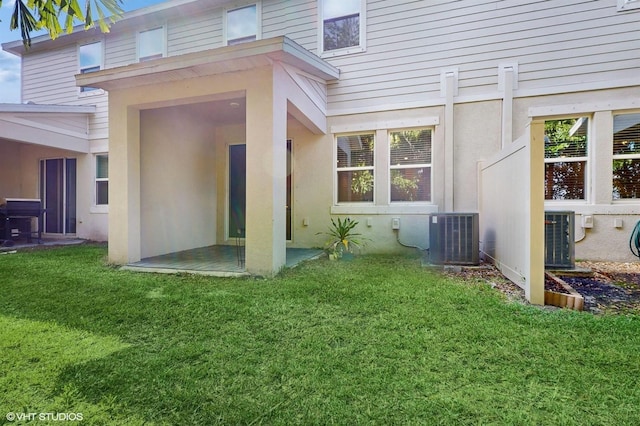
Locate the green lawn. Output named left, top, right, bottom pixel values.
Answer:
left=1, top=244, right=640, bottom=425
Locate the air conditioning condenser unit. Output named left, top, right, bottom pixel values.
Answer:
left=545, top=211, right=575, bottom=269
left=429, top=213, right=479, bottom=265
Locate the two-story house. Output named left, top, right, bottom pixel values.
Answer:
left=1, top=0, right=639, bottom=303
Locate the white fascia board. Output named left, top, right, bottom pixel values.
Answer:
left=0, top=103, right=96, bottom=114
left=76, top=36, right=338, bottom=91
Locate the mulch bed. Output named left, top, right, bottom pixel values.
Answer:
left=444, top=261, right=640, bottom=314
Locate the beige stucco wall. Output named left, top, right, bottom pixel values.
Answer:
left=139, top=106, right=218, bottom=259
left=287, top=102, right=507, bottom=256
left=287, top=107, right=446, bottom=255
left=453, top=101, right=503, bottom=213
left=0, top=141, right=23, bottom=197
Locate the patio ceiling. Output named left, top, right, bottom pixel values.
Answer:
left=0, top=104, right=95, bottom=153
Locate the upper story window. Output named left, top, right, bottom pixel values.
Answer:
left=78, top=41, right=102, bottom=92
left=336, top=133, right=374, bottom=203
left=613, top=113, right=640, bottom=199
left=225, top=3, right=260, bottom=46
left=138, top=27, right=166, bottom=62
left=390, top=129, right=432, bottom=202
left=618, top=0, right=640, bottom=11
left=544, top=117, right=589, bottom=201
left=320, top=0, right=365, bottom=56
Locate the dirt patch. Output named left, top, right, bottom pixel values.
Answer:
left=443, top=261, right=640, bottom=314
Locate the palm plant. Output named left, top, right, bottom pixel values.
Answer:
left=318, top=217, right=368, bottom=259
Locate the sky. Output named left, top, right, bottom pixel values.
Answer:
left=0, top=0, right=168, bottom=103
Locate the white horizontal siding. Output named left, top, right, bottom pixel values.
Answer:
left=87, top=96, right=109, bottom=139
left=168, top=10, right=223, bottom=55
left=19, top=0, right=640, bottom=119
left=105, top=31, right=136, bottom=68
left=327, top=0, right=640, bottom=112
left=263, top=0, right=317, bottom=51
left=22, top=46, right=78, bottom=104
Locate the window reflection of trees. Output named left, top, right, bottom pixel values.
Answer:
left=544, top=118, right=588, bottom=200
left=390, top=129, right=431, bottom=202
left=613, top=114, right=640, bottom=200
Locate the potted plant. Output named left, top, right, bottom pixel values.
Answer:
left=318, top=217, right=368, bottom=260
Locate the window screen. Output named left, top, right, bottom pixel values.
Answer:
left=390, top=129, right=432, bottom=202
left=613, top=113, right=640, bottom=199
left=544, top=118, right=588, bottom=200
left=336, top=133, right=374, bottom=202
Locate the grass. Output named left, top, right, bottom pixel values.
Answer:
left=1, top=244, right=640, bottom=425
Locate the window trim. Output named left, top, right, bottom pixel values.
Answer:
left=319, top=0, right=367, bottom=58
left=94, top=154, right=109, bottom=210
left=612, top=111, right=640, bottom=201
left=223, top=2, right=262, bottom=46
left=78, top=40, right=104, bottom=96
left=388, top=128, right=433, bottom=204
left=137, top=25, right=167, bottom=62
left=543, top=116, right=591, bottom=203
left=335, top=132, right=375, bottom=205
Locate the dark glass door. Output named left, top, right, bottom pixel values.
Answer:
left=228, top=141, right=292, bottom=240
left=228, top=145, right=246, bottom=239
left=40, top=158, right=77, bottom=234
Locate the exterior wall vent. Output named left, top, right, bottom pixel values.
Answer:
left=429, top=213, right=479, bottom=265
left=544, top=211, right=575, bottom=269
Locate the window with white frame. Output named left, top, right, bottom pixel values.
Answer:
left=95, top=154, right=109, bottom=205
left=320, top=0, right=364, bottom=54
left=138, top=27, right=165, bottom=62
left=78, top=41, right=102, bottom=92
left=544, top=117, right=589, bottom=200
left=336, top=133, right=374, bottom=202
left=613, top=113, right=640, bottom=199
left=618, top=0, right=640, bottom=11
left=389, top=129, right=432, bottom=202
left=225, top=4, right=259, bottom=46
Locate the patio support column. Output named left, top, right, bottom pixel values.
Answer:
left=244, top=68, right=287, bottom=276
left=108, top=94, right=141, bottom=264
left=528, top=120, right=545, bottom=305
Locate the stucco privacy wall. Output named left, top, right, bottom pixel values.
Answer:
left=140, top=107, right=218, bottom=259
left=480, top=123, right=545, bottom=304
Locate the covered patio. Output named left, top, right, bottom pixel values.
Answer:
left=76, top=36, right=339, bottom=277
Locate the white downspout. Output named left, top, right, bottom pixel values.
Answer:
left=443, top=69, right=457, bottom=212
left=499, top=63, right=518, bottom=148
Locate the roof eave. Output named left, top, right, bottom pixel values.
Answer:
left=2, top=0, right=223, bottom=56
left=0, top=103, right=96, bottom=114
left=75, top=36, right=340, bottom=92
